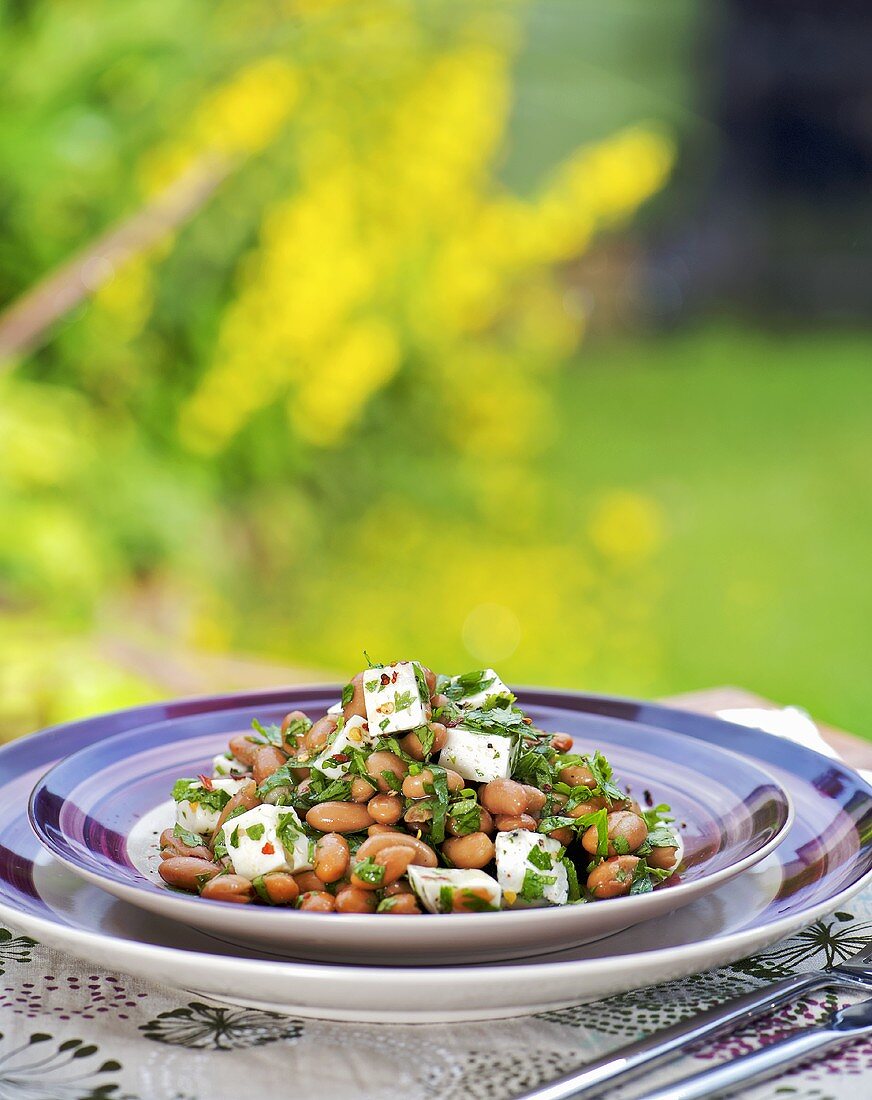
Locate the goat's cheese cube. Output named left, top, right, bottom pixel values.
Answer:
left=212, top=752, right=250, bottom=778
left=438, top=725, right=517, bottom=783
left=174, top=776, right=249, bottom=835
left=444, top=669, right=514, bottom=710
left=327, top=701, right=343, bottom=716
left=407, top=866, right=502, bottom=913
left=221, top=804, right=313, bottom=881
left=495, top=830, right=569, bottom=907
left=311, top=715, right=372, bottom=780
left=363, top=661, right=430, bottom=735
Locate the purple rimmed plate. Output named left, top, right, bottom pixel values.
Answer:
left=27, top=690, right=792, bottom=964
left=2, top=688, right=870, bottom=1021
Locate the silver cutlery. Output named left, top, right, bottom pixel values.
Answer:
left=641, top=996, right=872, bottom=1100
left=514, top=936, right=872, bottom=1100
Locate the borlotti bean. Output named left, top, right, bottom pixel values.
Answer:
left=160, top=658, right=681, bottom=911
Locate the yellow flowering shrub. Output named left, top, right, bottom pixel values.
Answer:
left=0, top=0, right=676, bottom=737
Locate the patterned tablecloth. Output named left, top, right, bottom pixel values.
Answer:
left=2, top=889, right=871, bottom=1100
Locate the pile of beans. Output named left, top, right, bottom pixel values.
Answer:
left=158, top=662, right=679, bottom=912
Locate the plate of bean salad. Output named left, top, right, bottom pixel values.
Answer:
left=29, top=659, right=793, bottom=964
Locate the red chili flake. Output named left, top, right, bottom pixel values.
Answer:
left=198, top=774, right=213, bottom=789
left=261, top=842, right=275, bottom=855
left=522, top=717, right=533, bottom=725
left=380, top=673, right=390, bottom=686
left=331, top=753, right=349, bottom=764
left=391, top=670, right=399, bottom=683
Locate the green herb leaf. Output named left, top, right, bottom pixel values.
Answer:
left=251, top=719, right=284, bottom=746
left=257, top=763, right=296, bottom=800
left=252, top=875, right=273, bottom=904
left=447, top=798, right=481, bottom=837
left=171, top=779, right=232, bottom=813
left=281, top=716, right=312, bottom=749
left=246, top=823, right=265, bottom=841
left=394, top=689, right=414, bottom=712
left=457, top=888, right=499, bottom=912
left=172, top=825, right=205, bottom=848
left=422, top=764, right=450, bottom=844
left=527, top=845, right=553, bottom=872
left=414, top=723, right=435, bottom=757
left=341, top=683, right=355, bottom=707
left=212, top=804, right=248, bottom=860
left=573, top=807, right=609, bottom=856
left=520, top=868, right=557, bottom=901
left=561, top=857, right=582, bottom=902
left=380, top=769, right=403, bottom=793
left=353, top=856, right=385, bottom=886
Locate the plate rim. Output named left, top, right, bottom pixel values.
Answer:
left=2, top=684, right=871, bottom=991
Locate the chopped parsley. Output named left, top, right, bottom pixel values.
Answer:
left=442, top=669, right=496, bottom=702
left=573, top=807, right=609, bottom=856
left=171, top=779, right=232, bottom=813
left=341, top=682, right=355, bottom=706
left=250, top=719, right=284, bottom=746
left=612, top=835, right=631, bottom=855
left=251, top=875, right=273, bottom=904
left=380, top=769, right=403, bottom=793
left=584, top=751, right=626, bottom=803
left=256, top=763, right=296, bottom=801
left=629, top=860, right=671, bottom=895
left=520, top=868, right=557, bottom=901
left=394, top=689, right=414, bottom=712
left=172, top=825, right=205, bottom=848
left=412, top=662, right=431, bottom=708
left=513, top=745, right=554, bottom=790
left=527, top=845, right=554, bottom=872
left=280, top=715, right=312, bottom=749
left=353, top=856, right=385, bottom=886
left=275, top=811, right=304, bottom=856
left=421, top=765, right=450, bottom=843
left=246, top=823, right=265, bottom=841
left=457, top=889, right=499, bottom=912
left=212, top=804, right=248, bottom=860
left=414, top=723, right=435, bottom=757
left=461, top=705, right=527, bottom=738
left=561, top=857, right=582, bottom=902
left=438, top=885, right=454, bottom=913
left=447, top=798, right=481, bottom=837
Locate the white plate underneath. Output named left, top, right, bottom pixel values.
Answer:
left=9, top=847, right=868, bottom=1023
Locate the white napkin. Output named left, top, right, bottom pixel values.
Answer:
left=717, top=704, right=872, bottom=784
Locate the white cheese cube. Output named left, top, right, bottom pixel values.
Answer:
left=327, top=701, right=343, bottom=716
left=363, top=661, right=429, bottom=735
left=438, top=725, right=516, bottom=783
left=212, top=752, right=250, bottom=777
left=407, top=866, right=502, bottom=913
left=311, top=715, right=372, bottom=780
left=495, top=830, right=568, bottom=907
left=175, top=776, right=249, bottom=835
left=221, top=804, right=314, bottom=881
left=445, top=669, right=514, bottom=709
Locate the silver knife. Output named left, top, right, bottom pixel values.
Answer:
left=641, top=997, right=872, bottom=1099
left=512, top=937, right=872, bottom=1100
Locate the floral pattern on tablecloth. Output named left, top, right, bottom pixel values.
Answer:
left=3, top=893, right=872, bottom=1099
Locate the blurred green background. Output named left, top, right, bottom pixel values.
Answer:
left=2, top=0, right=870, bottom=741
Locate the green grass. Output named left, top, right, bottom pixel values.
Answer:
left=548, top=326, right=872, bottom=735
